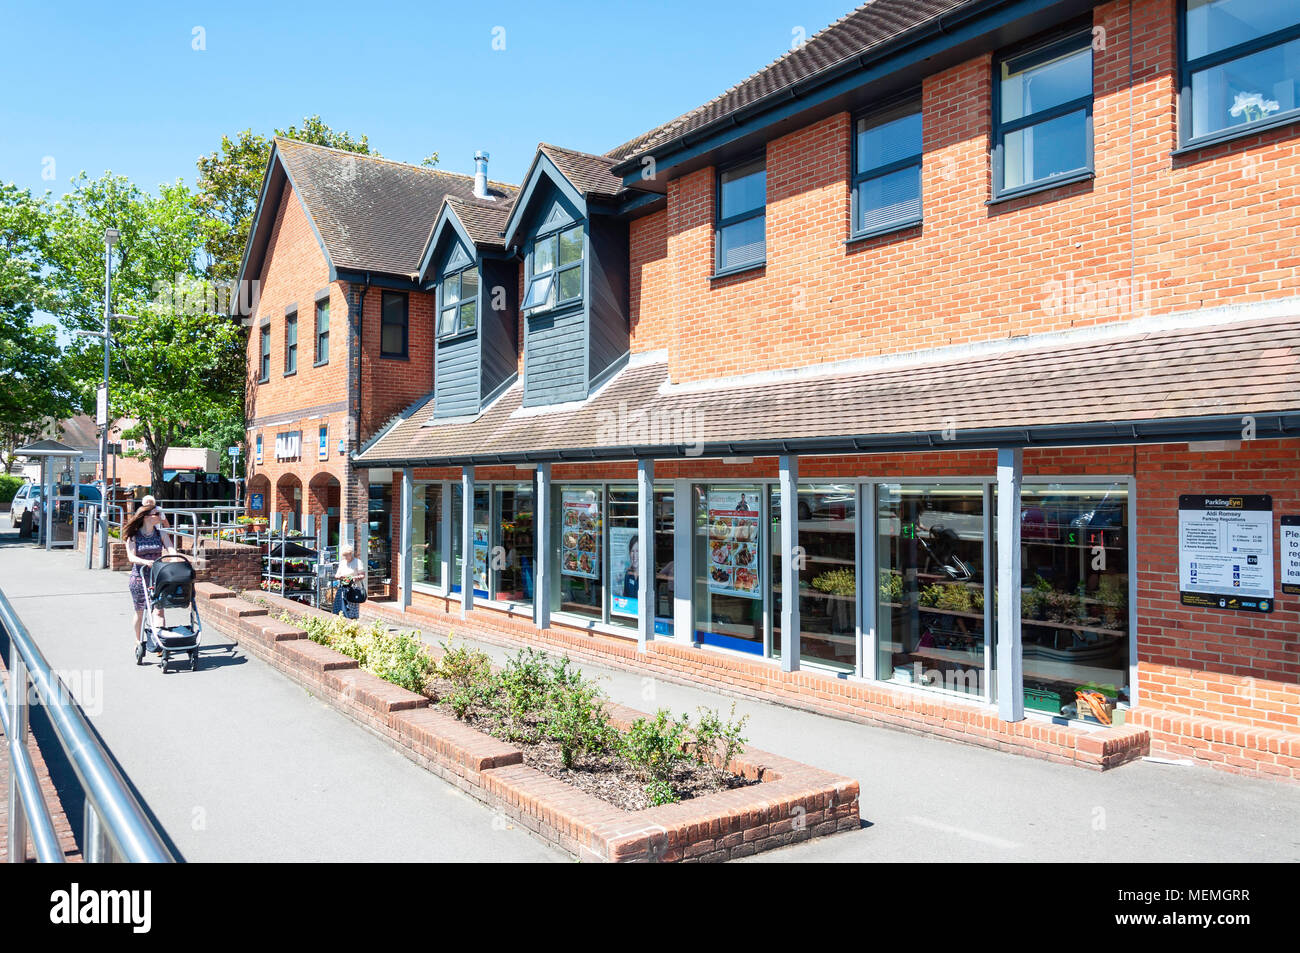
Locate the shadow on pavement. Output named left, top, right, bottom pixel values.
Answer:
left=0, top=617, right=189, bottom=862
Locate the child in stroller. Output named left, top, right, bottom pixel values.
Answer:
left=136, top=553, right=203, bottom=672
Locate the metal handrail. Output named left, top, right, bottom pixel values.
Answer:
left=0, top=668, right=64, bottom=862
left=0, top=588, right=173, bottom=863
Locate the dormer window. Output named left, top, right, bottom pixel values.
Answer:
left=523, top=224, right=583, bottom=314
left=439, top=265, right=479, bottom=338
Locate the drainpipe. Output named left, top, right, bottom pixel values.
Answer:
left=348, top=274, right=371, bottom=547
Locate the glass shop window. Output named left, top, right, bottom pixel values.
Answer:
left=693, top=484, right=764, bottom=653
left=878, top=484, right=988, bottom=697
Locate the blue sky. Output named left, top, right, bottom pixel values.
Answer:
left=1, top=0, right=855, bottom=195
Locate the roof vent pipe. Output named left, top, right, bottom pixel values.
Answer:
left=473, top=151, right=491, bottom=200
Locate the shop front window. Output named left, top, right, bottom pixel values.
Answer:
left=367, top=483, right=392, bottom=594
left=1016, top=482, right=1130, bottom=716
left=553, top=484, right=603, bottom=621
left=450, top=483, right=490, bottom=597
left=694, top=484, right=764, bottom=653
left=607, top=486, right=639, bottom=629
left=878, top=484, right=988, bottom=697
left=492, top=483, right=535, bottom=605
left=414, top=483, right=443, bottom=589
left=653, top=488, right=675, bottom=636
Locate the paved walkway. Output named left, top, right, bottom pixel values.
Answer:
left=376, top=608, right=1300, bottom=863
left=0, top=521, right=560, bottom=862
left=4, top=516, right=1299, bottom=863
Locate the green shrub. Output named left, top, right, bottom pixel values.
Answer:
left=279, top=611, right=434, bottom=695
left=367, top=628, right=436, bottom=694
left=690, top=703, right=749, bottom=774
left=541, top=664, right=616, bottom=769
left=0, top=474, right=23, bottom=506
left=492, top=648, right=554, bottom=743
left=433, top=639, right=493, bottom=719
left=622, top=709, right=691, bottom=803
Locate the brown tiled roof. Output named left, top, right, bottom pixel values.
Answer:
left=606, top=0, right=977, bottom=164
left=444, top=195, right=515, bottom=249
left=357, top=316, right=1300, bottom=465
left=539, top=143, right=626, bottom=199
left=276, top=138, right=514, bottom=275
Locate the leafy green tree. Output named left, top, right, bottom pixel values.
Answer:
left=195, top=116, right=376, bottom=281
left=0, top=183, right=73, bottom=472
left=43, top=173, right=244, bottom=494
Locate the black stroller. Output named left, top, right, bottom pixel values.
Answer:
left=135, top=554, right=203, bottom=673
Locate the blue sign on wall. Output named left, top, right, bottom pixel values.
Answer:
left=250, top=492, right=264, bottom=511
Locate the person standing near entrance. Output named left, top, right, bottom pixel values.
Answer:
left=332, top=542, right=365, bottom=619
left=123, top=503, right=176, bottom=644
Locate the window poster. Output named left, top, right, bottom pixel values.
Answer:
left=560, top=490, right=601, bottom=580
left=610, top=525, right=639, bottom=618
left=1178, top=494, right=1274, bottom=613
left=707, top=490, right=762, bottom=599
left=472, top=523, right=490, bottom=591
left=1282, top=515, right=1300, bottom=596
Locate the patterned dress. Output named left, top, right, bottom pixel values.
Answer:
left=128, top=527, right=165, bottom=611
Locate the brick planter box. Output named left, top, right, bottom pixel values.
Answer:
left=197, top=584, right=861, bottom=862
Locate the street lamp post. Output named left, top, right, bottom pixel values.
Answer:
left=98, top=228, right=118, bottom=569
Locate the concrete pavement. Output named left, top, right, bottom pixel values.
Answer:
left=4, top=514, right=1297, bottom=863
left=416, top=619, right=1300, bottom=863
left=0, top=520, right=561, bottom=862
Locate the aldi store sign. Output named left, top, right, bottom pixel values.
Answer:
left=1178, top=494, right=1273, bottom=613
left=275, top=431, right=301, bottom=460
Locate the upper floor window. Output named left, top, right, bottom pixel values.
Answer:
left=523, top=224, right=582, bottom=314
left=1181, top=0, right=1300, bottom=145
left=258, top=325, right=270, bottom=382
left=439, top=265, right=479, bottom=338
left=852, top=104, right=923, bottom=238
left=381, top=291, right=408, bottom=358
left=994, top=33, right=1093, bottom=198
left=715, top=157, right=766, bottom=273
left=314, top=299, right=329, bottom=365
left=284, top=311, right=298, bottom=375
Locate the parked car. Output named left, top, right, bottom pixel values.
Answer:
left=9, top=483, right=42, bottom=524
left=9, top=483, right=103, bottom=526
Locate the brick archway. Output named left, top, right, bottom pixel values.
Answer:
left=308, top=472, right=342, bottom=545
left=247, top=474, right=271, bottom=516
left=275, top=474, right=303, bottom=531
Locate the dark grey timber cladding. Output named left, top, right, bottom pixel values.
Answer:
left=521, top=178, right=587, bottom=408
left=587, top=215, right=629, bottom=382
left=434, top=328, right=480, bottom=418
left=480, top=257, right=519, bottom=398
left=523, top=303, right=586, bottom=406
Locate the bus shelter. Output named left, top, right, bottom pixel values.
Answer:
left=15, top=439, right=85, bottom=550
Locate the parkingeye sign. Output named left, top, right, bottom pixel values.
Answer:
left=1178, top=494, right=1274, bottom=613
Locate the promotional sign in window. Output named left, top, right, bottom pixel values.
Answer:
left=560, top=490, right=601, bottom=580
left=1178, top=494, right=1274, bottom=613
left=1282, top=515, right=1300, bottom=596
left=610, top=525, right=639, bottom=618
left=472, top=524, right=489, bottom=591
left=706, top=490, right=762, bottom=599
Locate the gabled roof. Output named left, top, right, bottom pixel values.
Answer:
left=355, top=315, right=1300, bottom=466
left=417, top=195, right=517, bottom=281
left=606, top=0, right=977, bottom=165
left=237, top=138, right=514, bottom=294
left=538, top=143, right=626, bottom=199
left=500, top=143, right=647, bottom=248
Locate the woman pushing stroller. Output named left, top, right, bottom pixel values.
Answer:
left=123, top=502, right=177, bottom=647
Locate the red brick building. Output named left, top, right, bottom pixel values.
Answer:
left=240, top=0, right=1300, bottom=780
